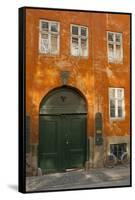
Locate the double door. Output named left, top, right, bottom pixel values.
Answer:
left=38, top=114, right=86, bottom=173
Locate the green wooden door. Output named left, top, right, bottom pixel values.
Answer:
left=62, top=114, right=86, bottom=170
left=39, top=114, right=86, bottom=173
left=38, top=115, right=60, bottom=173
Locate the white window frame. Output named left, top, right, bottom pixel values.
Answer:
left=70, top=24, right=88, bottom=57
left=109, top=88, right=125, bottom=120
left=107, top=31, right=123, bottom=63
left=39, top=19, right=60, bottom=55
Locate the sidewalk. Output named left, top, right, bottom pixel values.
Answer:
left=26, top=165, right=130, bottom=192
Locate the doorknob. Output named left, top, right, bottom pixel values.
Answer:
left=66, top=140, right=69, bottom=145
left=65, top=134, right=69, bottom=144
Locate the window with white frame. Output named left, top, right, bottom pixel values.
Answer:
left=39, top=20, right=59, bottom=54
left=107, top=32, right=123, bottom=63
left=110, top=143, right=127, bottom=160
left=109, top=88, right=125, bottom=119
left=71, top=25, right=88, bottom=57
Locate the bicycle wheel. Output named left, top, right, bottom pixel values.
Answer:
left=121, top=152, right=129, bottom=165
left=104, top=153, right=117, bottom=168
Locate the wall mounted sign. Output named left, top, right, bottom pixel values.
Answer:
left=60, top=71, right=70, bottom=85
left=95, top=112, right=103, bottom=145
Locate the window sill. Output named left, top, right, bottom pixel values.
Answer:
left=70, top=55, right=89, bottom=59
left=108, top=59, right=123, bottom=65
left=109, top=117, right=125, bottom=122
left=38, top=52, right=60, bottom=57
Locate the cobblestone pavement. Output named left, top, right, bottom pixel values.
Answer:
left=26, top=165, right=130, bottom=192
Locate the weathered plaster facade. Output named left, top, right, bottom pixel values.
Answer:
left=25, top=8, right=130, bottom=175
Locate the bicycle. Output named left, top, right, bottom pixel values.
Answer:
left=104, top=152, right=129, bottom=168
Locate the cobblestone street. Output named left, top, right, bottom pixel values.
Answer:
left=26, top=165, right=130, bottom=192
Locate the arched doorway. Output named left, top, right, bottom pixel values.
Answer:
left=38, top=86, right=87, bottom=174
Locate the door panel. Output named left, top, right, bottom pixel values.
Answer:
left=39, top=114, right=86, bottom=173
left=59, top=115, right=86, bottom=170
left=39, top=116, right=60, bottom=173
left=68, top=115, right=86, bottom=168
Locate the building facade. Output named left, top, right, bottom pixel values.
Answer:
left=25, top=8, right=131, bottom=176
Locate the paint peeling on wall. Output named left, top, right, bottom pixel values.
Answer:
left=26, top=9, right=130, bottom=143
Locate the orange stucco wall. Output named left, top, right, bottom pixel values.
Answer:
left=25, top=8, right=130, bottom=144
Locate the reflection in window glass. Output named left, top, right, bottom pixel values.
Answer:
left=72, top=26, right=79, bottom=35
left=51, top=34, right=58, bottom=54
left=110, top=143, right=127, bottom=160
left=116, top=45, right=121, bottom=59
left=81, top=27, right=87, bottom=36
left=81, top=38, right=87, bottom=56
left=110, top=100, right=115, bottom=118
left=116, top=34, right=121, bottom=42
left=108, top=32, right=114, bottom=41
left=110, top=89, right=115, bottom=98
left=118, top=100, right=123, bottom=117
left=51, top=23, right=58, bottom=32
left=41, top=34, right=49, bottom=53
left=107, top=32, right=122, bottom=62
left=41, top=21, right=49, bottom=31
left=117, top=89, right=123, bottom=98
left=72, top=37, right=79, bottom=56
left=109, top=88, right=124, bottom=119
left=109, top=44, right=114, bottom=58
left=71, top=25, right=88, bottom=57
left=40, top=20, right=59, bottom=54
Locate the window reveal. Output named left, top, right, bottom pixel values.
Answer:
left=110, top=143, right=127, bottom=160
left=39, top=20, right=59, bottom=54
left=71, top=25, right=88, bottom=57
left=109, top=88, right=125, bottom=119
left=107, top=32, right=123, bottom=63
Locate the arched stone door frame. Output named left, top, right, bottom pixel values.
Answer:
left=38, top=86, right=88, bottom=173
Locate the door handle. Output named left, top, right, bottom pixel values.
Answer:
left=66, top=140, right=69, bottom=145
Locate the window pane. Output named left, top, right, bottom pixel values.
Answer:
left=51, top=23, right=58, bottom=32
left=41, top=33, right=48, bottom=39
left=110, top=89, right=115, bottom=98
left=110, top=109, right=115, bottom=118
left=117, top=89, right=123, bottom=98
left=118, top=144, right=124, bottom=159
left=41, top=33, right=49, bottom=53
left=110, top=144, right=114, bottom=154
left=108, top=44, right=114, bottom=58
left=110, top=100, right=115, bottom=117
left=118, top=144, right=123, bottom=152
left=72, top=37, right=79, bottom=56
left=108, top=32, right=114, bottom=42
left=41, top=21, right=49, bottom=31
left=51, top=34, right=58, bottom=54
left=116, top=45, right=121, bottom=60
left=113, top=145, right=118, bottom=157
left=81, top=27, right=87, bottom=36
left=110, top=100, right=115, bottom=109
left=123, top=144, right=127, bottom=152
left=110, top=144, right=127, bottom=160
left=72, top=26, right=79, bottom=35
left=81, top=38, right=87, bottom=56
left=116, top=34, right=121, bottom=42
left=118, top=100, right=123, bottom=117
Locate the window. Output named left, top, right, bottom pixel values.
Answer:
left=109, top=88, right=125, bottom=119
left=107, top=32, right=123, bottom=63
left=71, top=25, right=88, bottom=57
left=110, top=143, right=127, bottom=159
left=39, top=20, right=59, bottom=54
